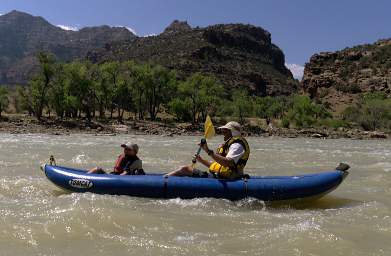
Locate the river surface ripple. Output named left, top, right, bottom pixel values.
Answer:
left=0, top=133, right=390, bottom=255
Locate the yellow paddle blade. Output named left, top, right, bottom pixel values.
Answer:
left=204, top=115, right=215, bottom=139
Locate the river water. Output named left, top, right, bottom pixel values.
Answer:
left=0, top=133, right=390, bottom=255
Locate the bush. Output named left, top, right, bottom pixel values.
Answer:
left=169, top=73, right=224, bottom=123
left=336, top=83, right=361, bottom=93
left=0, top=87, right=9, bottom=117
left=231, top=89, right=253, bottom=124
left=168, top=98, right=192, bottom=122
left=342, top=96, right=391, bottom=130
left=361, top=91, right=387, bottom=101
left=316, top=118, right=350, bottom=129
left=281, top=117, right=290, bottom=128
left=283, top=95, right=331, bottom=128
left=254, top=96, right=287, bottom=119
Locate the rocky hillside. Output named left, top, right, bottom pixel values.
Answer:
left=87, top=20, right=298, bottom=96
left=0, top=10, right=135, bottom=84
left=302, top=39, right=391, bottom=111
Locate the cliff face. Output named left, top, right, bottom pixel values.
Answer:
left=0, top=10, right=135, bottom=84
left=0, top=12, right=298, bottom=96
left=88, top=21, right=298, bottom=96
left=302, top=39, right=391, bottom=110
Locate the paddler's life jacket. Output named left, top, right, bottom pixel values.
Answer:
left=113, top=154, right=140, bottom=174
left=209, top=136, right=250, bottom=179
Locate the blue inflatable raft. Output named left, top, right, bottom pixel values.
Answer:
left=41, top=164, right=349, bottom=201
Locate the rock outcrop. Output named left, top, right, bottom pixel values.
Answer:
left=162, top=20, right=192, bottom=34
left=302, top=39, right=391, bottom=111
left=88, top=21, right=298, bottom=96
left=0, top=10, right=136, bottom=84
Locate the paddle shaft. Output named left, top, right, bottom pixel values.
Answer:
left=192, top=138, right=206, bottom=165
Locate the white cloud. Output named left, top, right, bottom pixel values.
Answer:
left=285, top=63, right=305, bottom=80
left=57, top=24, right=79, bottom=31
left=143, top=33, right=157, bottom=37
left=119, top=26, right=137, bottom=35
left=112, top=25, right=138, bottom=35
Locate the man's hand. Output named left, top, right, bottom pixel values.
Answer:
left=198, top=141, right=209, bottom=153
left=193, top=154, right=211, bottom=168
left=195, top=154, right=203, bottom=162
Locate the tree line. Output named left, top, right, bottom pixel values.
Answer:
left=0, top=52, right=390, bottom=131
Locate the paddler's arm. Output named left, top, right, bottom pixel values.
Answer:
left=194, top=155, right=212, bottom=168
left=208, top=152, right=235, bottom=168
left=199, top=142, right=235, bottom=168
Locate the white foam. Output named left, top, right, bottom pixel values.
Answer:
left=72, top=154, right=90, bottom=164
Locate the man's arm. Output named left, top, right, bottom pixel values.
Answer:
left=195, top=155, right=212, bottom=168
left=209, top=153, right=235, bottom=168
left=197, top=142, right=235, bottom=168
left=199, top=141, right=243, bottom=168
left=113, top=155, right=125, bottom=173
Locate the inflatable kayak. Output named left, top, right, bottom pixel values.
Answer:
left=41, top=164, right=349, bottom=201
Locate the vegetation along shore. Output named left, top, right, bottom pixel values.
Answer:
left=0, top=11, right=390, bottom=139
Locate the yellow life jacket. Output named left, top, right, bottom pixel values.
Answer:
left=209, top=136, right=250, bottom=179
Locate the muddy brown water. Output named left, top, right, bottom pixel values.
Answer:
left=0, top=133, right=390, bottom=255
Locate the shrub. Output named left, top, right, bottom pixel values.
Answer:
left=317, top=118, right=350, bottom=129
left=281, top=117, right=290, bottom=128
left=254, top=96, right=287, bottom=119
left=0, top=87, right=9, bottom=117
left=283, top=95, right=331, bottom=128
left=168, top=98, right=192, bottom=122
left=342, top=96, right=391, bottom=130
left=231, top=89, right=253, bottom=124
left=336, top=83, right=361, bottom=93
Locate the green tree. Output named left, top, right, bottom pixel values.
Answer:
left=231, top=89, right=253, bottom=124
left=0, top=87, right=9, bottom=117
left=100, top=61, right=122, bottom=119
left=284, top=95, right=331, bottom=128
left=254, top=96, right=287, bottom=119
left=127, top=63, right=148, bottom=120
left=30, top=52, right=56, bottom=120
left=15, top=86, right=33, bottom=115
left=48, top=64, right=67, bottom=118
left=170, top=73, right=223, bottom=123
left=87, top=63, right=106, bottom=118
left=198, top=76, right=224, bottom=121
left=144, top=65, right=177, bottom=120
left=168, top=97, right=192, bottom=122
left=343, top=93, right=391, bottom=130
left=113, top=76, right=132, bottom=122
left=63, top=62, right=95, bottom=121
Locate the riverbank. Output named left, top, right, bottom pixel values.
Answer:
left=0, top=114, right=389, bottom=139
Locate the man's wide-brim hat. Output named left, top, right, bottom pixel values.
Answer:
left=218, top=121, right=242, bottom=133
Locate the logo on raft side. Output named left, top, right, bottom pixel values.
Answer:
left=69, top=179, right=93, bottom=189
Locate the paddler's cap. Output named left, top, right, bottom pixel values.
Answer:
left=121, top=142, right=139, bottom=153
left=218, top=121, right=241, bottom=133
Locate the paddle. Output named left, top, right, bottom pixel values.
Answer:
left=191, top=115, right=215, bottom=168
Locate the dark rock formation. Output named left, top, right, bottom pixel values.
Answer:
left=0, top=10, right=135, bottom=84
left=162, top=20, right=192, bottom=34
left=88, top=22, right=298, bottom=96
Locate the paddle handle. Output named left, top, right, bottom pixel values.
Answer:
left=192, top=138, right=206, bottom=165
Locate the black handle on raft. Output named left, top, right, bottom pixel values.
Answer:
left=192, top=138, right=207, bottom=163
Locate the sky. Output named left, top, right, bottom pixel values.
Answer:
left=1, top=0, right=390, bottom=79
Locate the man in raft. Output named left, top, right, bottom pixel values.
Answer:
left=167, top=121, right=250, bottom=179
left=88, top=142, right=144, bottom=175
